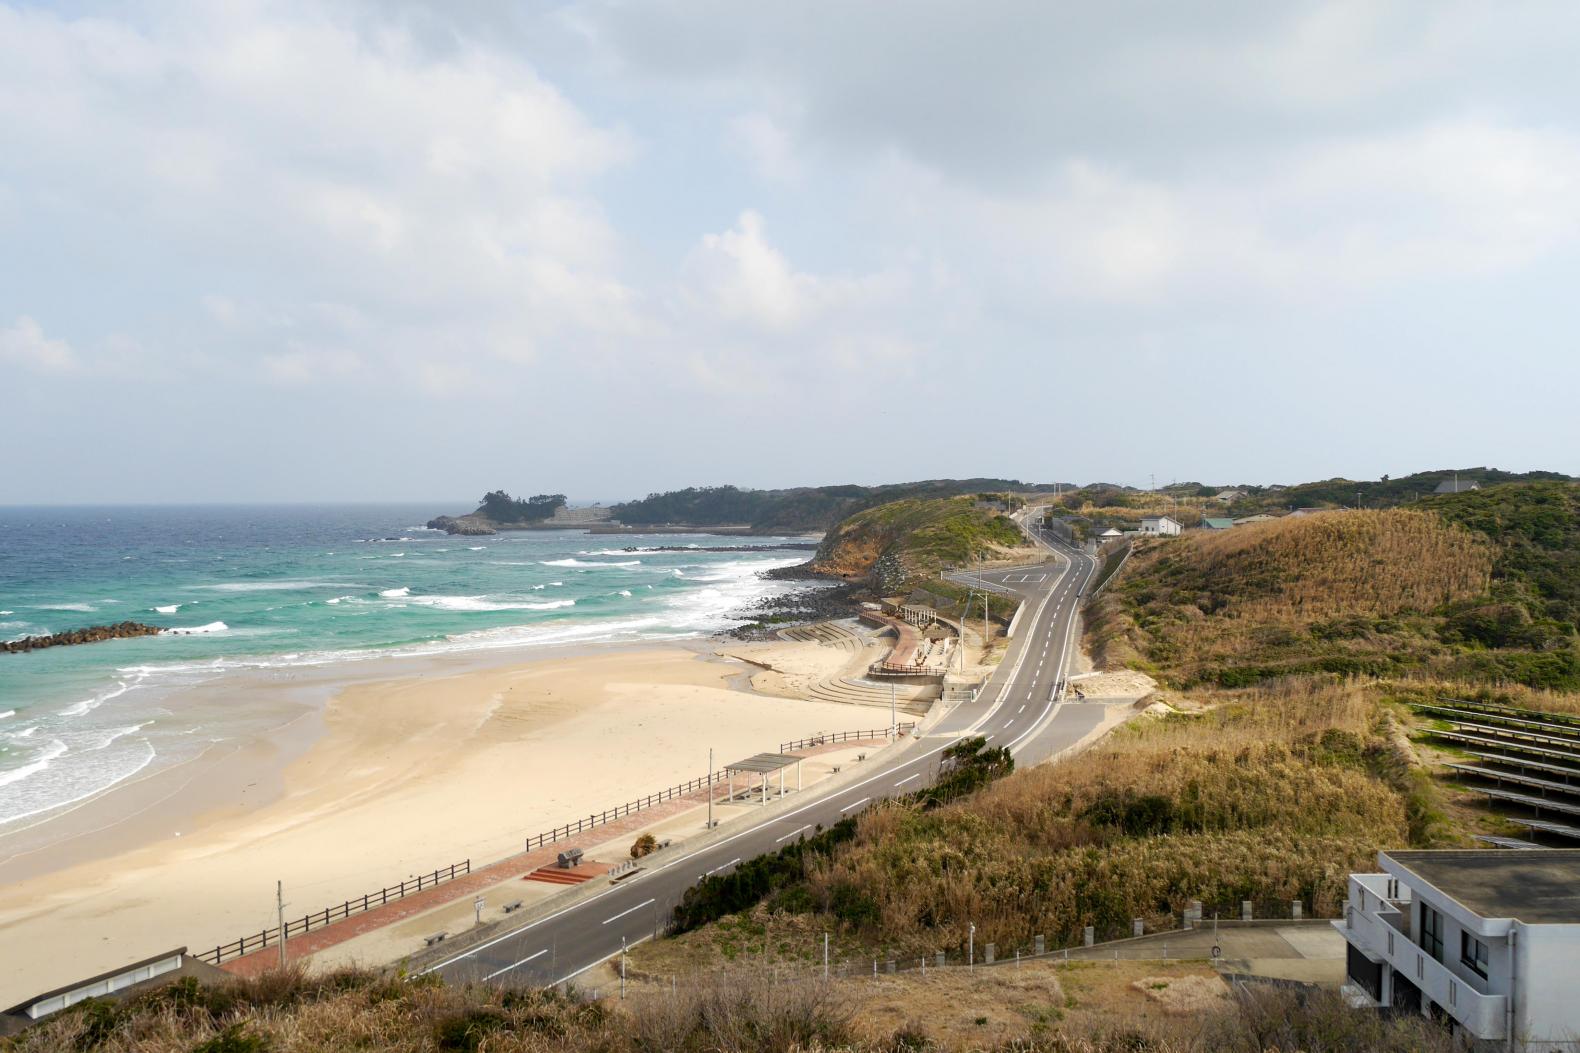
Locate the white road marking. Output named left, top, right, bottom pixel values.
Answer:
left=601, top=898, right=655, bottom=926
left=894, top=773, right=920, bottom=787
left=1018, top=704, right=1026, bottom=713
left=706, top=857, right=741, bottom=875
left=841, top=797, right=872, bottom=813
left=775, top=826, right=809, bottom=844
left=483, top=948, right=546, bottom=982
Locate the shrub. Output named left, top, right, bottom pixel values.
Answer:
left=631, top=833, right=658, bottom=859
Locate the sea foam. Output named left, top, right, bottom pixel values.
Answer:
left=164, top=622, right=228, bottom=635
left=378, top=587, right=410, bottom=598
left=540, top=558, right=640, bottom=568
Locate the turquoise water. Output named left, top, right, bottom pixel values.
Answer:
left=0, top=504, right=819, bottom=827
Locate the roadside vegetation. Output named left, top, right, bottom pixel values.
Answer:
left=2, top=962, right=1463, bottom=1053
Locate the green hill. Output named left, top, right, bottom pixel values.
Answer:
left=809, top=496, right=1030, bottom=592
left=609, top=479, right=1027, bottom=532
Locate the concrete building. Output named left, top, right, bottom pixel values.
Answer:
left=1138, top=515, right=1181, bottom=536
left=1337, top=849, right=1580, bottom=1051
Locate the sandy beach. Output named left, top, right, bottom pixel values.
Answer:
left=0, top=637, right=869, bottom=1006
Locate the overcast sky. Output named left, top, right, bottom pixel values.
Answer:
left=3, top=1, right=1578, bottom=504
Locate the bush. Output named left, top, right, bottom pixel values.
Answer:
left=631, top=833, right=658, bottom=859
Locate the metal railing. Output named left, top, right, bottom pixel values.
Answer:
left=780, top=724, right=916, bottom=753
left=523, top=770, right=730, bottom=853
left=195, top=860, right=471, bottom=965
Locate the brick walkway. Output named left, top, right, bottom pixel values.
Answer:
left=219, top=736, right=891, bottom=975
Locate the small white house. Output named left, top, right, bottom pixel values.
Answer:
left=1337, top=849, right=1580, bottom=1051
left=1138, top=516, right=1181, bottom=536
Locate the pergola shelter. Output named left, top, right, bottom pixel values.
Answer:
left=722, top=753, right=803, bottom=806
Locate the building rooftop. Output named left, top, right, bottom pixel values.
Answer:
left=1385, top=849, right=1580, bottom=924
left=1202, top=518, right=1234, bottom=529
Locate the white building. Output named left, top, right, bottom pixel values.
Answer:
left=1338, top=849, right=1580, bottom=1051
left=1137, top=516, right=1181, bottom=536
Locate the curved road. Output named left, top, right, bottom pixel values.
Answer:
left=428, top=510, right=1102, bottom=986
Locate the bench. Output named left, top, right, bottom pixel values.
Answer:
left=424, top=931, right=449, bottom=947
left=556, top=848, right=584, bottom=869
left=502, top=900, right=525, bottom=914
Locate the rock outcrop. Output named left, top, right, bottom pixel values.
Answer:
left=2, top=621, right=165, bottom=654
left=425, top=515, right=497, bottom=536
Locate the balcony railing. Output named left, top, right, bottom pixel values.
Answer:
left=1339, top=877, right=1506, bottom=1040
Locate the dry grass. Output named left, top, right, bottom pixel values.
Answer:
left=3, top=962, right=1466, bottom=1053
left=1176, top=510, right=1492, bottom=619
left=779, top=679, right=1419, bottom=955
left=1094, top=510, right=1498, bottom=687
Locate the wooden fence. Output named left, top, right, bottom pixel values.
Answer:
left=194, top=860, right=471, bottom=965
left=780, top=724, right=916, bottom=753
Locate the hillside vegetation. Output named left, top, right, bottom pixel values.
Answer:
left=611, top=479, right=1028, bottom=532
left=1, top=962, right=1462, bottom=1053
left=1091, top=486, right=1580, bottom=691
left=810, top=497, right=1030, bottom=592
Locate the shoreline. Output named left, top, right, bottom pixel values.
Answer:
left=0, top=632, right=874, bottom=1006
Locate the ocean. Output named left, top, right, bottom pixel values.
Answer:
left=0, top=504, right=822, bottom=829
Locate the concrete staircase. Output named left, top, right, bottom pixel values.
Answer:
left=777, top=621, right=864, bottom=653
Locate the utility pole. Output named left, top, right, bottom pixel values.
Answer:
left=277, top=881, right=286, bottom=968
left=707, top=747, right=714, bottom=828
left=889, top=682, right=896, bottom=739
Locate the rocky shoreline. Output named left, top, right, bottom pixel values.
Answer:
left=721, top=570, right=866, bottom=641
left=1, top=622, right=165, bottom=654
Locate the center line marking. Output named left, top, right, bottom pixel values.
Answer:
left=601, top=898, right=655, bottom=925
left=841, top=797, right=872, bottom=813
left=894, top=773, right=920, bottom=786
left=1018, top=704, right=1026, bottom=713
left=775, top=826, right=809, bottom=844
left=483, top=948, right=546, bottom=982
left=706, top=857, right=741, bottom=875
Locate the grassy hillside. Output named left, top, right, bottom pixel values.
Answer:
left=1090, top=486, right=1580, bottom=691
left=807, top=497, right=1031, bottom=603
left=610, top=479, right=1028, bottom=532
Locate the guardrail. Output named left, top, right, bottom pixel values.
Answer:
left=1087, top=540, right=1133, bottom=600
left=780, top=724, right=916, bottom=753
left=195, top=860, right=471, bottom=965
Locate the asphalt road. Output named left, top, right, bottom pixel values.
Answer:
left=428, top=511, right=1103, bottom=987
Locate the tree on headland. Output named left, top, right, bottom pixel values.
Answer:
left=477, top=490, right=566, bottom=523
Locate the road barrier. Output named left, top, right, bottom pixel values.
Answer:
left=195, top=860, right=471, bottom=965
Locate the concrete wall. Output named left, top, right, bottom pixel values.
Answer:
left=1518, top=925, right=1580, bottom=1051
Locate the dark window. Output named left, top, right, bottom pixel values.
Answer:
left=1347, top=944, right=1383, bottom=1002
left=1461, top=931, right=1489, bottom=978
left=1420, top=904, right=1444, bottom=962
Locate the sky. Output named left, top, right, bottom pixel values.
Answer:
left=2, top=1, right=1578, bottom=505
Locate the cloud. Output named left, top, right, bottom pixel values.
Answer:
left=0, top=1, right=637, bottom=395
left=0, top=316, right=79, bottom=373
